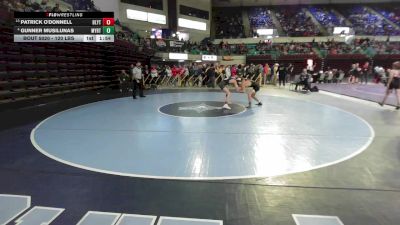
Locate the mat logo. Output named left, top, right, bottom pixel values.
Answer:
left=179, top=103, right=223, bottom=113
left=0, top=194, right=223, bottom=225
left=159, top=101, right=245, bottom=118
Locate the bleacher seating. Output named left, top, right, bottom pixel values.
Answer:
left=336, top=5, right=400, bottom=35
left=373, top=6, right=400, bottom=26
left=63, top=0, right=97, bottom=11
left=248, top=7, right=275, bottom=36
left=274, top=6, right=322, bottom=37
left=213, top=3, right=400, bottom=38
left=308, top=6, right=347, bottom=33
left=214, top=8, right=245, bottom=39
left=0, top=2, right=153, bottom=105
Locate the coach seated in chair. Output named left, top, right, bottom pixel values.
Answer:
left=295, top=69, right=312, bottom=92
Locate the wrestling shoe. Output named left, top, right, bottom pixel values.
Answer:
left=396, top=106, right=399, bottom=110
left=222, top=104, right=231, bottom=110
left=256, top=102, right=262, bottom=106
left=246, top=104, right=251, bottom=109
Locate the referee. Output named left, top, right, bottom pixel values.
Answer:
left=131, top=62, right=145, bottom=99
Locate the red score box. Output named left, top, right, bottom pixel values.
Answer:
left=102, top=18, right=115, bottom=26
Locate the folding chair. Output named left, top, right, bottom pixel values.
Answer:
left=289, top=75, right=301, bottom=91
left=326, top=72, right=334, bottom=83
left=318, top=72, right=326, bottom=83
left=334, top=72, right=345, bottom=84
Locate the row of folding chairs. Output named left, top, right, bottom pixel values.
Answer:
left=142, top=74, right=263, bottom=88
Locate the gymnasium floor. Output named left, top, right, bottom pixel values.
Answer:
left=0, top=87, right=399, bottom=225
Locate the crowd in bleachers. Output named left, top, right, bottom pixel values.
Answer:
left=374, top=6, right=400, bottom=26
left=248, top=7, right=275, bottom=36
left=214, top=4, right=400, bottom=38
left=180, top=40, right=217, bottom=55
left=3, top=0, right=55, bottom=12
left=151, top=36, right=400, bottom=57
left=63, top=0, right=96, bottom=11
left=362, top=41, right=400, bottom=55
left=317, top=40, right=363, bottom=55
left=337, top=5, right=399, bottom=35
left=274, top=7, right=322, bottom=37
left=249, top=7, right=275, bottom=28
left=214, top=8, right=245, bottom=39
left=308, top=6, right=347, bottom=33
left=252, top=41, right=315, bottom=55
left=312, top=38, right=400, bottom=56
left=275, top=42, right=315, bottom=55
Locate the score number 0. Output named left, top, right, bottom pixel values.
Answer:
left=102, top=18, right=115, bottom=26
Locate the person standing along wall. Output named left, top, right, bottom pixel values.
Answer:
left=264, top=63, right=270, bottom=85
left=379, top=61, right=400, bottom=110
left=278, top=63, right=287, bottom=87
left=131, top=62, right=145, bottom=99
left=273, top=63, right=279, bottom=85
left=206, top=64, right=216, bottom=88
left=287, top=63, right=294, bottom=82
left=361, top=61, right=370, bottom=84
left=258, top=64, right=263, bottom=86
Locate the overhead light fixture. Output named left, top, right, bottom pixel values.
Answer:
left=126, top=9, right=147, bottom=21
left=257, top=29, right=274, bottom=36
left=178, top=18, right=207, bottom=31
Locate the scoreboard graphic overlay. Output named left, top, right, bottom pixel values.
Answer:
left=14, top=12, right=115, bottom=43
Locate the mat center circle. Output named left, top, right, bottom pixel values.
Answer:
left=159, top=101, right=246, bottom=117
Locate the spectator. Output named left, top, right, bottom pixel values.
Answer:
left=264, top=63, right=270, bottom=84
left=214, top=8, right=245, bottom=38
left=275, top=6, right=322, bottom=37
left=206, top=64, right=216, bottom=88
left=308, top=6, right=346, bottom=34
left=338, top=5, right=399, bottom=35
left=361, top=61, right=370, bottom=84
left=278, top=63, right=288, bottom=87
